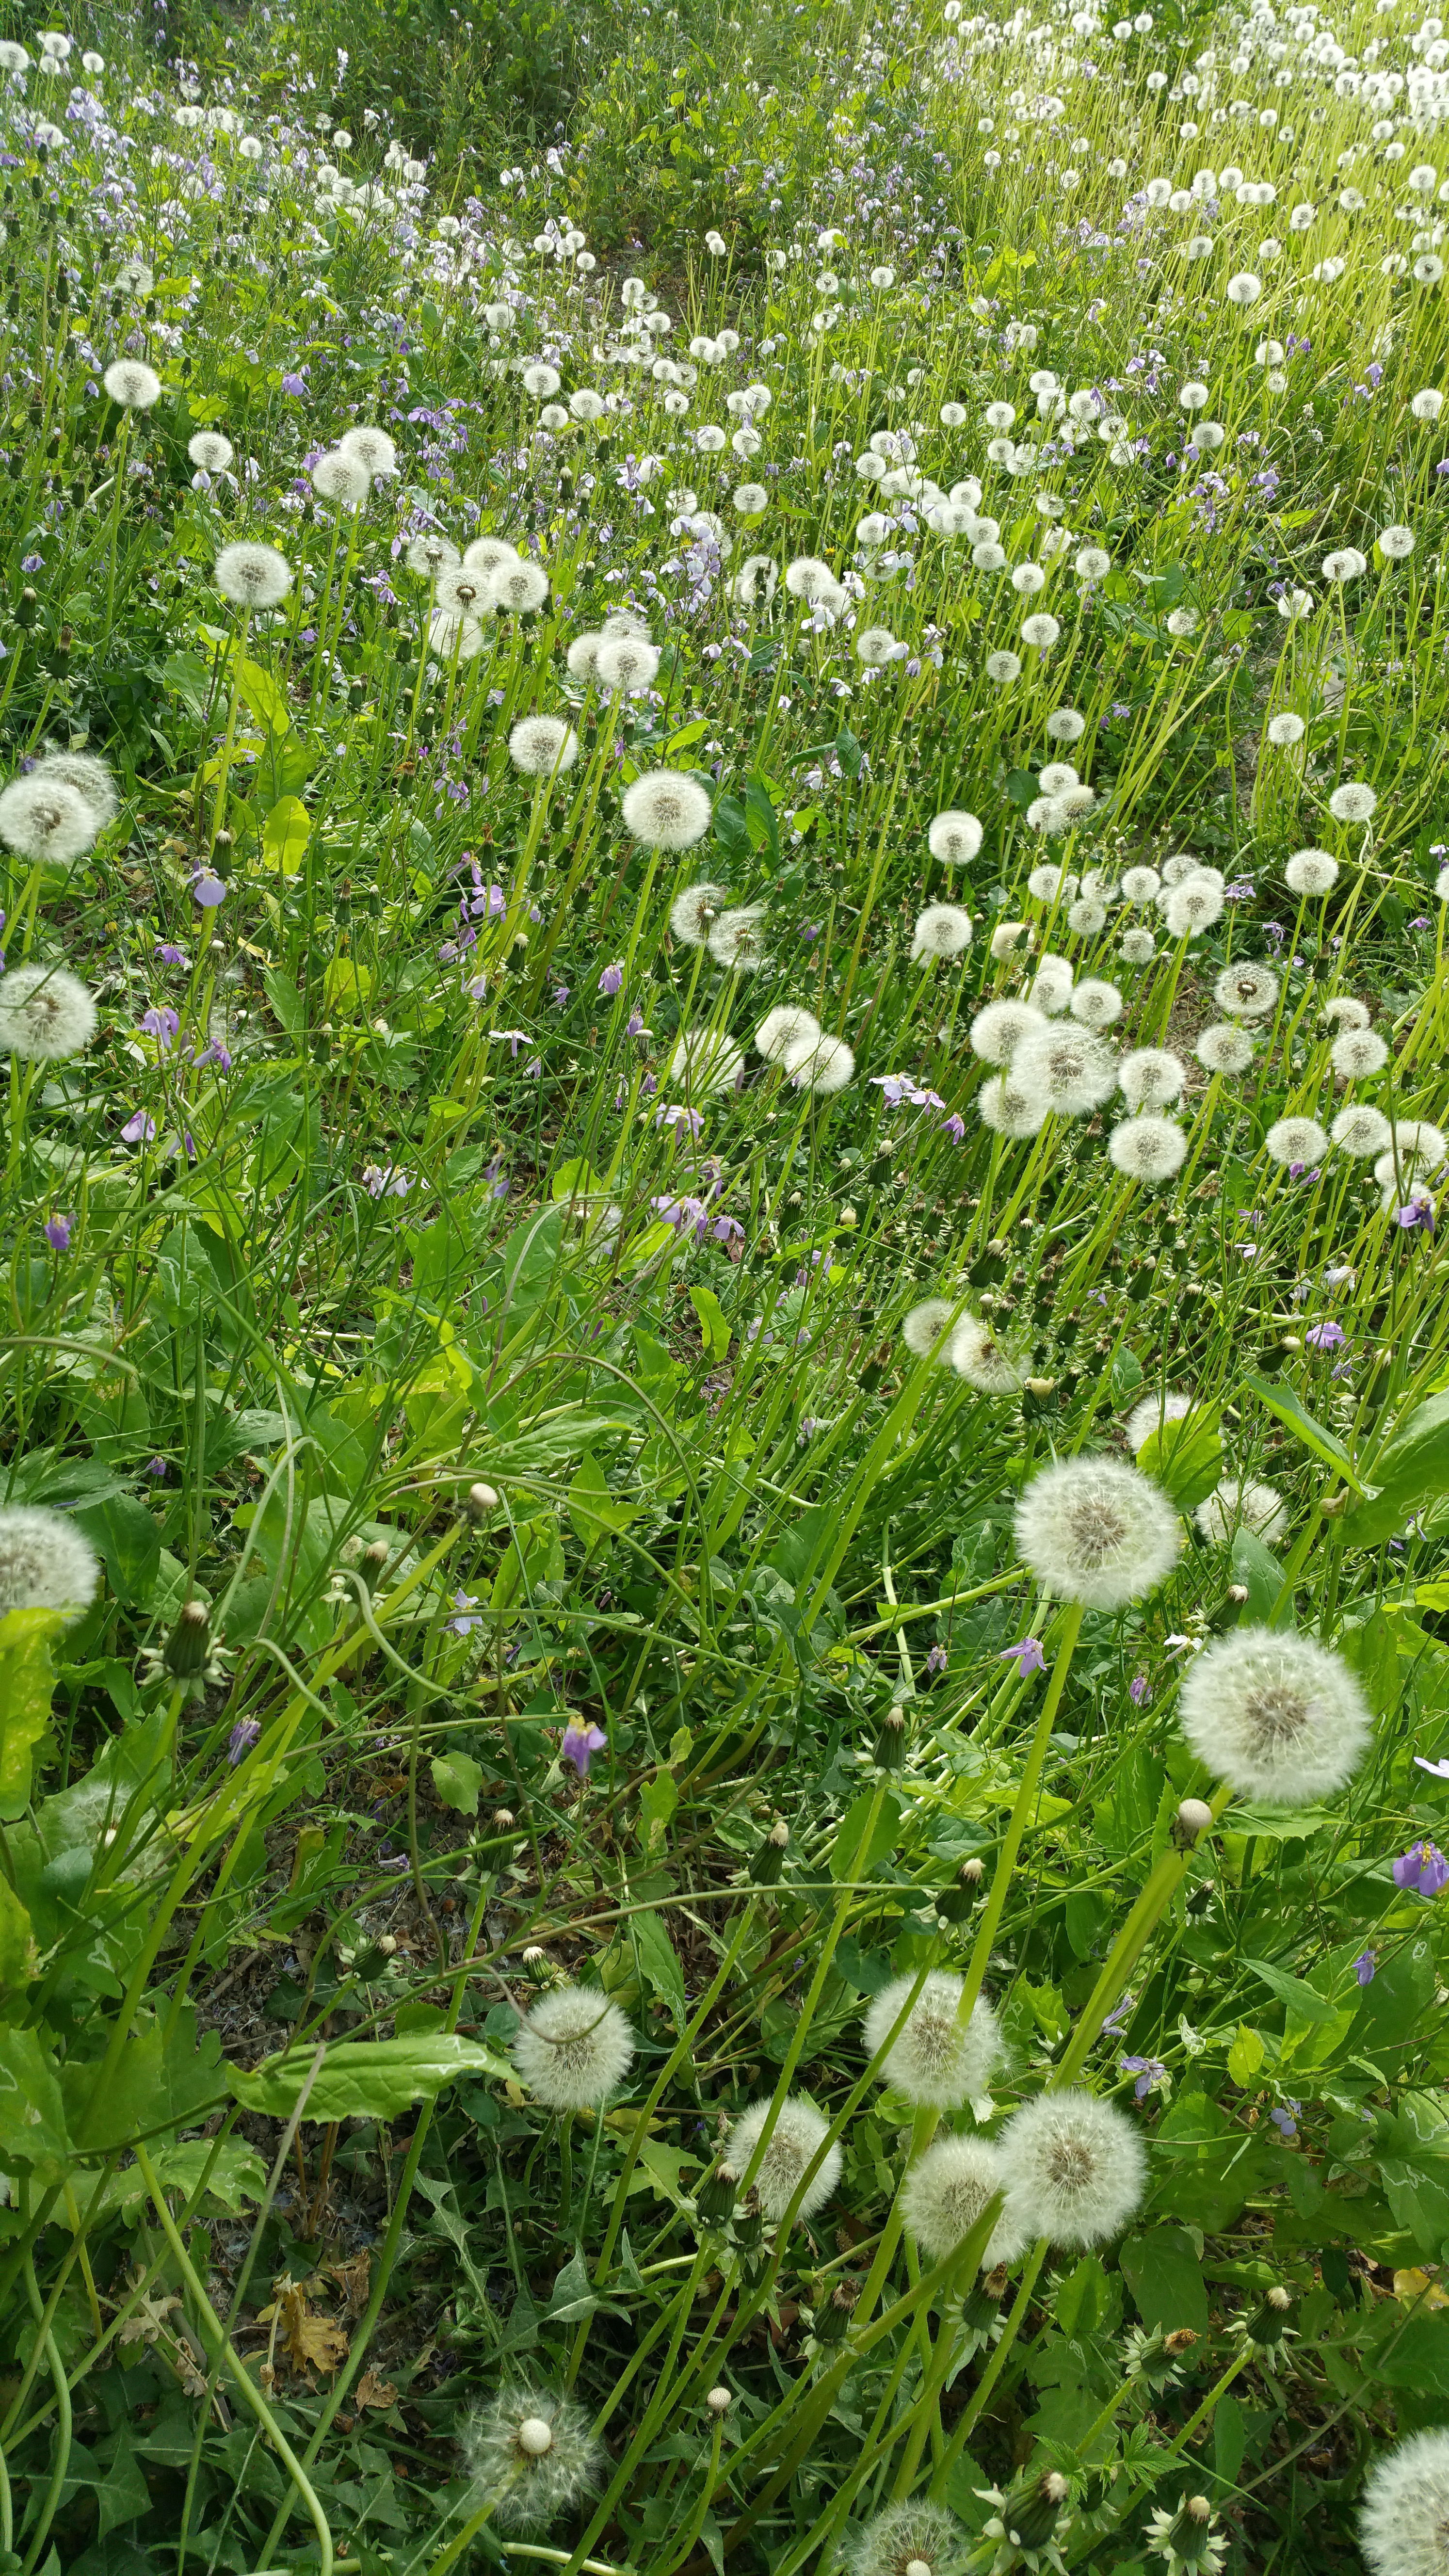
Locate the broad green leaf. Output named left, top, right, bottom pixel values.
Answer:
left=0, top=1879, right=37, bottom=2004
left=1229, top=1526, right=1285, bottom=1624
left=87, top=2138, right=269, bottom=2224
left=1055, top=2252, right=1109, bottom=2336
left=62, top=2006, right=230, bottom=2150
left=831, top=1788, right=901, bottom=1882
left=0, top=2024, right=73, bottom=2174
left=1137, top=1409, right=1223, bottom=1508
left=1345, top=1394, right=1449, bottom=1547
left=632, top=1910, right=687, bottom=2030
left=1227, top=2025, right=1266, bottom=2083
left=262, top=793, right=311, bottom=875
left=1373, top=2310, right=1449, bottom=2397
left=230, top=2032, right=511, bottom=2120
left=567, top=1452, right=640, bottom=1546
left=689, top=1282, right=732, bottom=1364
left=264, top=966, right=308, bottom=1037
left=1120, top=2225, right=1210, bottom=2334
left=1242, top=1371, right=1363, bottom=1490
left=323, top=956, right=373, bottom=1016
left=639, top=1770, right=678, bottom=1849
left=73, top=1494, right=162, bottom=1607
left=1243, top=1955, right=1339, bottom=2027
left=0, top=1607, right=65, bottom=1815
left=431, top=1750, right=483, bottom=1815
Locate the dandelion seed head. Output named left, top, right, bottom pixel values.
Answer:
left=970, top=999, right=1046, bottom=1063
left=1195, top=1477, right=1289, bottom=1546
left=862, top=1973, right=1000, bottom=2108
left=103, top=358, right=162, bottom=408
left=726, top=2097, right=841, bottom=2222
left=215, top=541, right=293, bottom=608
left=1119, top=1047, right=1186, bottom=1111
left=1178, top=1627, right=1370, bottom=1803
left=950, top=1313, right=1028, bottom=1394
left=0, top=1506, right=99, bottom=1621
left=1196, top=1022, right=1256, bottom=1076
left=928, top=809, right=983, bottom=866
left=311, top=448, right=370, bottom=506
left=512, top=1984, right=636, bottom=2109
left=997, top=2090, right=1147, bottom=2250
left=902, top=2137, right=1007, bottom=2265
left=625, top=770, right=712, bottom=849
left=509, top=715, right=579, bottom=778
left=844, top=2505, right=966, bottom=2576
left=1015, top=1455, right=1181, bottom=1610
left=1360, top=2429, right=1449, bottom=2576
left=911, top=903, right=973, bottom=962
left=464, top=2390, right=602, bottom=2531
left=1265, top=1115, right=1330, bottom=1167
left=1110, top=1114, right=1188, bottom=1182
left=0, top=963, right=98, bottom=1059
left=1014, top=1023, right=1118, bottom=1115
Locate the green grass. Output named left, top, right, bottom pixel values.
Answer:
left=0, top=0, right=1447, bottom=2571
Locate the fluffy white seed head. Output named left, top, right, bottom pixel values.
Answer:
left=844, top=2505, right=966, bottom=2576
left=1069, top=979, right=1122, bottom=1030
left=0, top=775, right=99, bottom=867
left=1330, top=1028, right=1389, bottom=1079
left=669, top=1029, right=743, bottom=1096
left=1013, top=1024, right=1118, bottom=1116
left=0, top=964, right=98, bottom=1059
left=1027, top=954, right=1074, bottom=1016
left=1015, top=1456, right=1182, bottom=1610
left=464, top=2389, right=602, bottom=2531
left=1178, top=1627, right=1370, bottom=1804
left=1164, top=876, right=1225, bottom=935
left=1195, top=1478, right=1288, bottom=1546
left=32, top=753, right=119, bottom=831
left=1286, top=848, right=1339, bottom=896
left=311, top=449, right=370, bottom=507
left=1265, top=1116, right=1329, bottom=1168
left=757, top=1005, right=821, bottom=1064
left=726, top=2097, right=841, bottom=2222
left=1110, top=1115, right=1188, bottom=1183
left=1360, top=2428, right=1449, bottom=2576
left=862, top=1973, right=1000, bottom=2108
left=1327, top=782, right=1377, bottom=823
left=406, top=532, right=461, bottom=580
left=1196, top=1022, right=1256, bottom=1076
left=785, top=1032, right=855, bottom=1095
left=911, top=903, right=973, bottom=962
left=928, top=809, right=983, bottom=867
left=0, top=1506, right=99, bottom=1621
left=339, top=423, right=398, bottom=474
left=996, top=2090, right=1146, bottom=2251
left=487, top=558, right=550, bottom=614
left=624, top=770, right=712, bottom=849
left=902, top=2136, right=1007, bottom=2264
left=512, top=1984, right=636, bottom=2109
left=978, top=1069, right=1049, bottom=1138
left=595, top=634, right=661, bottom=695
left=1330, top=1103, right=1393, bottom=1157
left=104, top=358, right=162, bottom=408
left=1119, top=1047, right=1186, bottom=1111
left=463, top=535, right=521, bottom=575
left=1121, top=866, right=1161, bottom=903
left=970, top=999, right=1046, bottom=1064
left=950, top=1313, right=1027, bottom=1396
left=215, top=541, right=293, bottom=608
left=188, top=429, right=234, bottom=472
left=669, top=883, right=730, bottom=947
left=1214, top=961, right=1279, bottom=1020
left=1125, top=1391, right=1194, bottom=1452
left=508, top=716, right=579, bottom=779
left=708, top=906, right=769, bottom=973
left=902, top=1298, right=963, bottom=1359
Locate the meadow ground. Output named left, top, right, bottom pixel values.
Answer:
left=0, top=0, right=1448, bottom=2568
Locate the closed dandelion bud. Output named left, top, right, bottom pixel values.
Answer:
left=1249, top=2283, right=1294, bottom=2343
left=359, top=1540, right=390, bottom=1592
left=961, top=2266, right=1007, bottom=2352
left=706, top=2385, right=732, bottom=2414
left=16, top=586, right=38, bottom=629
left=522, top=1945, right=552, bottom=1983
left=696, top=2160, right=739, bottom=2225
left=1173, top=1797, right=1214, bottom=1848
left=812, top=2278, right=857, bottom=2342
left=753, top=1817, right=789, bottom=1884
left=874, top=1707, right=908, bottom=1771
left=1145, top=2492, right=1225, bottom=2575
left=466, top=1481, right=500, bottom=1521
left=982, top=2469, right=1071, bottom=2557
left=731, top=2183, right=765, bottom=2249
left=163, top=1598, right=210, bottom=1680
left=1208, top=1582, right=1250, bottom=1632
left=1319, top=1490, right=1347, bottom=1518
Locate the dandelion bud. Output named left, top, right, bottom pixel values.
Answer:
left=163, top=1597, right=211, bottom=1680
left=16, top=586, right=37, bottom=628
left=696, top=2160, right=739, bottom=2224
left=1173, top=1797, right=1214, bottom=1848
left=466, top=1481, right=499, bottom=1520
left=706, top=2385, right=732, bottom=2414
left=874, top=1707, right=908, bottom=1771
left=492, top=1807, right=517, bottom=1830
left=522, top=1944, right=550, bottom=1978
left=1319, top=1490, right=1347, bottom=1518
left=984, top=2471, right=1071, bottom=2556
left=752, top=1818, right=789, bottom=1884
left=731, top=2184, right=765, bottom=2248
left=811, top=2279, right=858, bottom=2344
left=1146, top=2491, right=1223, bottom=2572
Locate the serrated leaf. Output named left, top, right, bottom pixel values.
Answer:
left=229, top=2033, right=511, bottom=2120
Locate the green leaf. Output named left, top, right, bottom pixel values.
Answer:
left=1213, top=2392, right=1246, bottom=2490
left=1373, top=2308, right=1449, bottom=2397
left=1229, top=1526, right=1285, bottom=1624
left=835, top=724, right=864, bottom=779
left=632, top=1910, right=687, bottom=2031
left=1345, top=1394, right=1449, bottom=1547
left=744, top=775, right=780, bottom=863
left=1055, top=2252, right=1109, bottom=2336
left=0, top=2024, right=73, bottom=2175
left=323, top=956, right=373, bottom=1016
left=91, top=2138, right=269, bottom=2223
left=264, top=966, right=308, bottom=1038
left=1242, top=1371, right=1362, bottom=1490
left=567, top=1451, right=640, bottom=1546
left=62, top=2006, right=230, bottom=2151
left=831, top=1789, right=901, bottom=1882
left=230, top=2033, right=511, bottom=2120
left=1121, top=2225, right=1210, bottom=2334
left=0, top=1878, right=38, bottom=2005
left=1243, top=1956, right=1339, bottom=2027
left=688, top=1282, right=732, bottom=1364
left=1137, top=1409, right=1224, bottom=1508
left=431, top=1751, right=483, bottom=1815
left=1377, top=2094, right=1449, bottom=2259
left=262, top=793, right=311, bottom=876
left=0, top=1608, right=65, bottom=1817
left=72, top=1494, right=162, bottom=1607
left=1227, top=2026, right=1266, bottom=2083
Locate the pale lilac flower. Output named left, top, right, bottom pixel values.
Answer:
left=120, top=1110, right=157, bottom=1143
left=1354, top=1950, right=1376, bottom=1985
left=999, top=1635, right=1046, bottom=1677
left=562, top=1718, right=607, bottom=1776
left=598, top=960, right=625, bottom=996
left=228, top=1717, right=261, bottom=1765
left=1121, top=2054, right=1167, bottom=2102
left=44, top=1214, right=71, bottom=1251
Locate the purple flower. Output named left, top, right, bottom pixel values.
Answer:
left=21, top=553, right=44, bottom=574
left=1306, top=1320, right=1347, bottom=1350
left=561, top=1718, right=607, bottom=1777
left=598, top=960, right=625, bottom=996
left=227, top=1717, right=261, bottom=1766
left=1394, top=1838, right=1449, bottom=1896
left=1128, top=1674, right=1151, bottom=1705
left=923, top=1642, right=949, bottom=1677
left=155, top=941, right=188, bottom=965
left=1398, top=1199, right=1435, bottom=1232
left=943, top=1112, right=966, bottom=1142
left=44, top=1213, right=72, bottom=1252
left=280, top=370, right=309, bottom=398
left=1101, top=1991, right=1137, bottom=2035
left=1121, top=2053, right=1167, bottom=2102
left=1269, top=2100, right=1301, bottom=2140
left=1353, top=1949, right=1377, bottom=1985
left=120, top=1109, right=157, bottom=1144
left=192, top=871, right=227, bottom=908
left=1414, top=1754, right=1449, bottom=1779
left=145, top=1456, right=170, bottom=1480
left=626, top=1009, right=647, bottom=1036
left=552, top=984, right=570, bottom=1007
left=141, top=1004, right=181, bottom=1050
left=999, top=1635, right=1046, bottom=1678
left=448, top=1588, right=482, bottom=1636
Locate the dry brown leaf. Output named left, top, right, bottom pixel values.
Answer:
left=355, top=2367, right=398, bottom=2410
left=329, top=2252, right=371, bottom=2318
left=118, top=2290, right=181, bottom=2348
left=258, top=2279, right=350, bottom=2378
